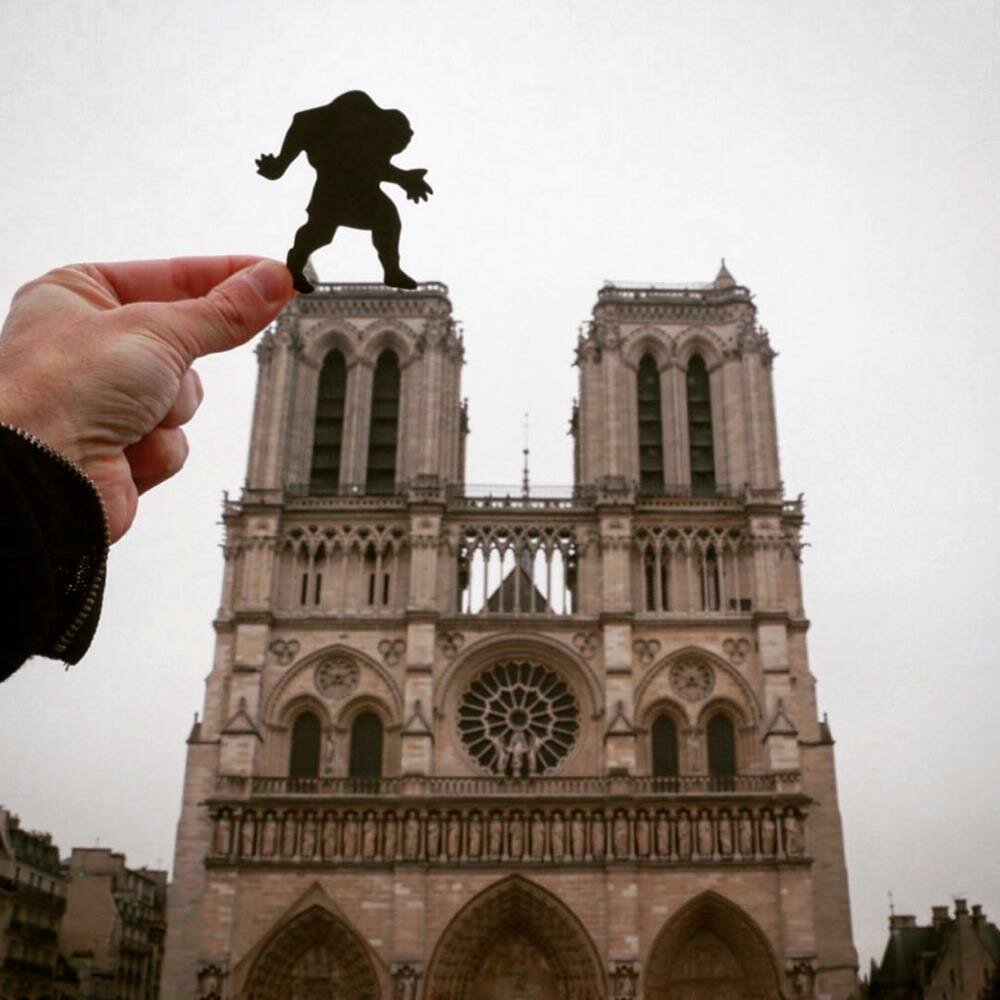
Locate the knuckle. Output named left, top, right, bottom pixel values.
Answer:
left=206, top=287, right=248, bottom=342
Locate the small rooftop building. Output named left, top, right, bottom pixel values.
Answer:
left=0, top=806, right=78, bottom=1000
left=866, top=899, right=1000, bottom=998
left=60, top=847, right=167, bottom=1000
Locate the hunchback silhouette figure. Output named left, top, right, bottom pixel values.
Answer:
left=256, top=90, right=433, bottom=294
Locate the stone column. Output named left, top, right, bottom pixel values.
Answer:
left=597, top=485, right=636, bottom=773
left=401, top=493, right=444, bottom=774
left=342, top=358, right=374, bottom=487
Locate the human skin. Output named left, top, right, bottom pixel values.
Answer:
left=0, top=256, right=294, bottom=543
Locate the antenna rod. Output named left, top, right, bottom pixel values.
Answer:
left=521, top=412, right=530, bottom=498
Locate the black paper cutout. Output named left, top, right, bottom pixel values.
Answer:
left=257, top=90, right=433, bottom=294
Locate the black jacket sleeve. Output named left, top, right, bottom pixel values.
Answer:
left=0, top=424, right=108, bottom=682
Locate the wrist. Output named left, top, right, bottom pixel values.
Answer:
left=0, top=373, right=84, bottom=469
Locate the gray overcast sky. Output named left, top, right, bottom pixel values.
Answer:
left=1, top=0, right=997, bottom=970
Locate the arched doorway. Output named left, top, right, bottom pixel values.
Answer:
left=425, top=876, right=604, bottom=1000
left=242, top=905, right=379, bottom=1000
left=645, top=892, right=782, bottom=1000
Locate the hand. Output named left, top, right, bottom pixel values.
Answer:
left=402, top=168, right=433, bottom=203
left=255, top=153, right=283, bottom=180
left=0, top=256, right=294, bottom=543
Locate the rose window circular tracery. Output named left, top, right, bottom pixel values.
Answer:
left=669, top=658, right=715, bottom=702
left=458, top=661, right=580, bottom=776
left=315, top=657, right=359, bottom=700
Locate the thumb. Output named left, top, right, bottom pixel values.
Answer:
left=145, top=260, right=294, bottom=362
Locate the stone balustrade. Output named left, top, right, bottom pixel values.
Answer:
left=213, top=771, right=802, bottom=800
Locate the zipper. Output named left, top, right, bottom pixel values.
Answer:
left=0, top=422, right=110, bottom=657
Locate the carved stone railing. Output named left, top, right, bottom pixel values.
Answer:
left=205, top=799, right=807, bottom=868
left=596, top=282, right=752, bottom=304
left=213, top=772, right=802, bottom=800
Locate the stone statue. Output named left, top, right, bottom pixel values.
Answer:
left=686, top=726, right=703, bottom=772
left=591, top=812, right=606, bottom=859
left=655, top=811, right=671, bottom=858
left=491, top=733, right=509, bottom=775
left=783, top=811, right=803, bottom=857
left=613, top=811, right=630, bottom=859
left=426, top=812, right=441, bottom=859
left=508, top=730, right=530, bottom=777
left=635, top=811, right=650, bottom=858
left=301, top=812, right=317, bottom=858
left=531, top=812, right=547, bottom=859
left=467, top=812, right=482, bottom=859
left=570, top=811, right=586, bottom=859
left=404, top=812, right=420, bottom=860
left=281, top=812, right=298, bottom=857
left=509, top=812, right=524, bottom=859
left=214, top=812, right=232, bottom=856
left=321, top=812, right=338, bottom=858
left=551, top=812, right=565, bottom=860
left=262, top=812, right=279, bottom=858
left=383, top=812, right=398, bottom=861
left=323, top=729, right=337, bottom=776
left=240, top=812, right=255, bottom=857
left=362, top=811, right=378, bottom=859
left=697, top=810, right=714, bottom=857
left=393, top=964, right=420, bottom=1000
left=738, top=810, right=754, bottom=857
left=676, top=811, right=692, bottom=858
left=610, top=963, right=639, bottom=999
left=447, top=812, right=462, bottom=859
left=342, top=812, right=358, bottom=859
left=718, top=811, right=733, bottom=857
left=760, top=811, right=777, bottom=856
left=488, top=812, right=504, bottom=859
left=526, top=731, right=539, bottom=776
left=789, top=960, right=813, bottom=997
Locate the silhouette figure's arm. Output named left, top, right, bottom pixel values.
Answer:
left=382, top=165, right=434, bottom=203
left=256, top=116, right=305, bottom=180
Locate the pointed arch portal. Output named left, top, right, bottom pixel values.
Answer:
left=425, top=876, right=604, bottom=1000
left=645, top=892, right=782, bottom=1000
left=243, top=905, right=379, bottom=1000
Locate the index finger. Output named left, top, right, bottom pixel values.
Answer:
left=92, top=256, right=268, bottom=305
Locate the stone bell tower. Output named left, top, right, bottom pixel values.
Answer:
left=162, top=267, right=857, bottom=1000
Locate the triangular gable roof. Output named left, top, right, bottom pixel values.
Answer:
left=485, top=566, right=550, bottom=613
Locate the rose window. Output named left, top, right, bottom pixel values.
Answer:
left=458, top=661, right=580, bottom=776
left=315, top=657, right=359, bottom=700
left=669, top=658, right=715, bottom=702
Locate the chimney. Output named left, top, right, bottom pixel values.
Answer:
left=955, top=898, right=968, bottom=917
left=971, top=904, right=983, bottom=923
left=890, top=915, right=917, bottom=930
left=932, top=906, right=950, bottom=929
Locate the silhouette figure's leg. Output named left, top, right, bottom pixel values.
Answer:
left=370, top=194, right=417, bottom=291
left=287, top=219, right=337, bottom=293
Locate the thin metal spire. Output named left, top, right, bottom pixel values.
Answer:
left=521, top=412, right=531, bottom=498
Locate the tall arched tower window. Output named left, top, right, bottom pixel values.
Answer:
left=707, top=713, right=737, bottom=786
left=289, top=711, right=321, bottom=779
left=348, top=712, right=384, bottom=778
left=310, top=350, right=347, bottom=494
left=637, top=354, right=664, bottom=494
left=366, top=350, right=401, bottom=495
left=651, top=715, right=679, bottom=777
left=700, top=546, right=721, bottom=611
left=686, top=355, right=716, bottom=496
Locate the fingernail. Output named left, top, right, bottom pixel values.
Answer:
left=245, top=260, right=290, bottom=303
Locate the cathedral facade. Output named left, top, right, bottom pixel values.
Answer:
left=162, top=267, right=858, bottom=999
